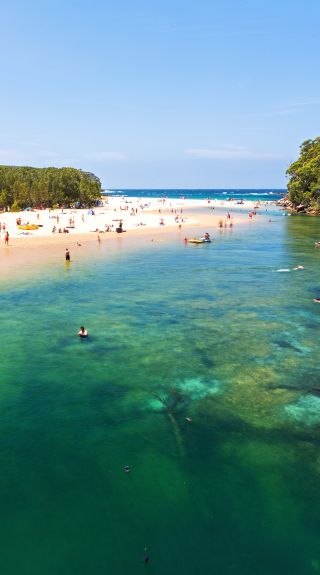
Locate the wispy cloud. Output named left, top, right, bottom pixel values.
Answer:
left=184, top=147, right=285, bottom=160
left=0, top=149, right=20, bottom=161
left=0, top=146, right=127, bottom=167
left=289, top=97, right=320, bottom=107
left=0, top=148, right=73, bottom=166
left=246, top=98, right=320, bottom=119
left=83, top=152, right=126, bottom=162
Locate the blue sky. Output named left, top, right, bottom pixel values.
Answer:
left=0, top=0, right=319, bottom=188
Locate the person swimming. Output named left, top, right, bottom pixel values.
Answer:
left=78, top=326, right=88, bottom=337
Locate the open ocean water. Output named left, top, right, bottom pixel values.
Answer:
left=1, top=197, right=320, bottom=574
left=107, top=188, right=286, bottom=203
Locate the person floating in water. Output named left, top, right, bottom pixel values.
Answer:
left=78, top=326, right=88, bottom=337
left=65, top=248, right=70, bottom=261
left=143, top=545, right=149, bottom=563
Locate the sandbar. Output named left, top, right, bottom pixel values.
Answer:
left=0, top=196, right=275, bottom=284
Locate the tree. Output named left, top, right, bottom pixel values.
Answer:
left=0, top=166, right=102, bottom=209
left=287, top=137, right=320, bottom=212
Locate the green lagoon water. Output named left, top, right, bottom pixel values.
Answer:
left=1, top=213, right=320, bottom=574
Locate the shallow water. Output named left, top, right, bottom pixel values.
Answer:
left=1, top=213, right=320, bottom=574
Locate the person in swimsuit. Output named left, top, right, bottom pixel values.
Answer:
left=78, top=326, right=88, bottom=337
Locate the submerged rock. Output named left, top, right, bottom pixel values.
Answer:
left=285, top=395, right=320, bottom=426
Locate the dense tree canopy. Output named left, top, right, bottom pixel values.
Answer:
left=0, top=166, right=102, bottom=210
left=287, top=137, right=320, bottom=211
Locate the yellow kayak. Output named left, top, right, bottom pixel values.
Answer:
left=18, top=225, right=39, bottom=230
left=188, top=238, right=211, bottom=244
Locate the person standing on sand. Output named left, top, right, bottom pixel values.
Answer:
left=4, top=231, right=9, bottom=245
left=65, top=248, right=70, bottom=261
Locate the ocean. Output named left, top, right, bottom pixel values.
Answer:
left=1, top=200, right=320, bottom=574
left=106, top=188, right=286, bottom=203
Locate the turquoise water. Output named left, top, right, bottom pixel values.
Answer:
left=1, top=214, right=320, bottom=574
left=108, top=188, right=285, bottom=202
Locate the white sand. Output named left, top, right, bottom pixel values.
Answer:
left=0, top=195, right=276, bottom=284
left=0, top=195, right=270, bottom=241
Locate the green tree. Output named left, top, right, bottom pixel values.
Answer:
left=287, top=137, right=320, bottom=212
left=0, top=165, right=102, bottom=209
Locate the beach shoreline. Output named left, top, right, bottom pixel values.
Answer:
left=0, top=196, right=277, bottom=283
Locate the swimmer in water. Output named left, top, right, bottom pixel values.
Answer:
left=78, top=326, right=88, bottom=337
left=313, top=298, right=320, bottom=303
left=143, top=545, right=149, bottom=563
left=124, top=465, right=130, bottom=473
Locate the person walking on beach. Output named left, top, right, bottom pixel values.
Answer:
left=65, top=248, right=70, bottom=261
left=4, top=231, right=9, bottom=245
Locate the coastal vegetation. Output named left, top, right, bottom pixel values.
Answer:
left=0, top=166, right=101, bottom=209
left=286, top=137, right=320, bottom=213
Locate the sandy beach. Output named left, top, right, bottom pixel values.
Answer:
left=0, top=195, right=275, bottom=282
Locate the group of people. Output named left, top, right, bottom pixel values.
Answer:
left=52, top=226, right=69, bottom=234
left=219, top=219, right=233, bottom=228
